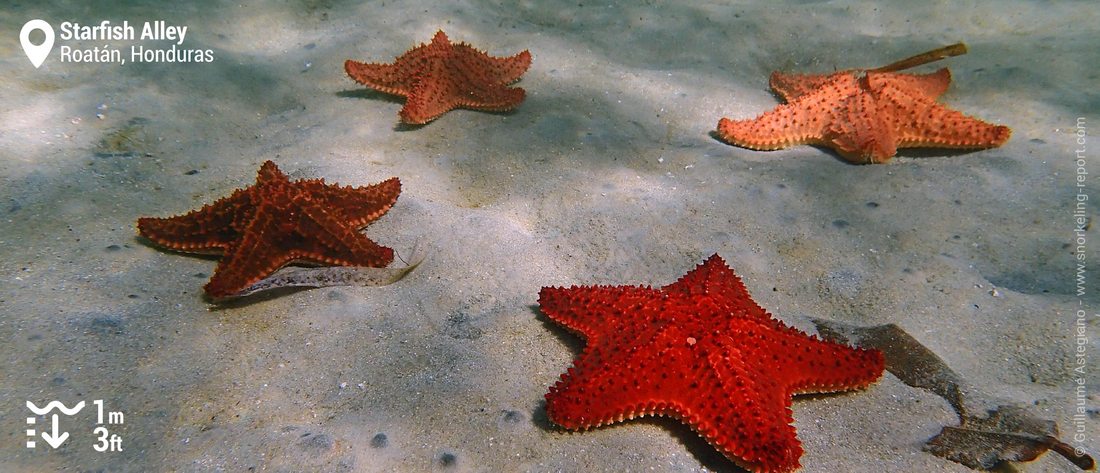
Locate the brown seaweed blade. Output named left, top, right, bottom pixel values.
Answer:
left=870, top=42, right=968, bottom=73
left=926, top=406, right=1096, bottom=470
left=812, top=319, right=1095, bottom=471
left=813, top=320, right=967, bottom=414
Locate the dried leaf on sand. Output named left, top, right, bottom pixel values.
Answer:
left=813, top=320, right=1094, bottom=471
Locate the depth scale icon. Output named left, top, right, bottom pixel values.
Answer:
left=25, top=400, right=84, bottom=449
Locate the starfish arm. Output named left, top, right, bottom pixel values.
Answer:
left=345, top=59, right=419, bottom=97
left=876, top=68, right=951, bottom=100
left=256, top=160, right=290, bottom=184
left=452, top=80, right=526, bottom=112
left=291, top=197, right=395, bottom=268
left=769, top=71, right=844, bottom=102
left=716, top=103, right=829, bottom=152
left=454, top=43, right=532, bottom=85
left=544, top=321, right=678, bottom=430
left=769, top=324, right=885, bottom=395
left=399, top=74, right=463, bottom=124
left=429, top=30, right=450, bottom=48
left=136, top=189, right=251, bottom=253
left=663, top=254, right=772, bottom=322
left=693, top=338, right=803, bottom=473
left=544, top=320, right=705, bottom=429
left=718, top=74, right=864, bottom=153
left=346, top=35, right=444, bottom=97
left=314, top=177, right=401, bottom=229
left=899, top=106, right=1011, bottom=150
left=539, top=285, right=663, bottom=342
left=203, top=201, right=292, bottom=297
left=871, top=76, right=1011, bottom=150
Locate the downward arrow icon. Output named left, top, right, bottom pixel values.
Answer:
left=41, top=414, right=68, bottom=449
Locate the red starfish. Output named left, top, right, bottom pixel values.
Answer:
left=717, top=67, right=1011, bottom=164
left=344, top=30, right=532, bottom=124
left=539, top=255, right=885, bottom=473
left=137, top=161, right=400, bottom=298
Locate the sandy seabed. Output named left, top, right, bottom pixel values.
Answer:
left=0, top=1, right=1097, bottom=472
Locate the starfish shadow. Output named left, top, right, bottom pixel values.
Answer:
left=335, top=88, right=404, bottom=104
left=809, top=146, right=993, bottom=165
left=393, top=122, right=427, bottom=132
left=334, top=88, right=523, bottom=131
left=641, top=417, right=751, bottom=472
left=205, top=284, right=312, bottom=310
left=893, top=148, right=1003, bottom=160
left=335, top=89, right=411, bottom=131
left=389, top=108, right=523, bottom=132
left=528, top=304, right=750, bottom=472
left=530, top=303, right=585, bottom=351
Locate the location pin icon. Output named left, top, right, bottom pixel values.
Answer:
left=20, top=19, right=54, bottom=69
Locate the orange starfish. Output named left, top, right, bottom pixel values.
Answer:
left=344, top=30, right=531, bottom=124
left=137, top=161, right=400, bottom=299
left=716, top=45, right=1011, bottom=164
left=540, top=254, right=885, bottom=473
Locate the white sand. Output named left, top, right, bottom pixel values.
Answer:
left=0, top=1, right=1097, bottom=472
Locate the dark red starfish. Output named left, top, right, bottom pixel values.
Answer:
left=137, top=161, right=400, bottom=298
left=539, top=255, right=885, bottom=472
left=344, top=30, right=531, bottom=124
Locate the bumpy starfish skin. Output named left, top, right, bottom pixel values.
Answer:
left=717, top=68, right=1011, bottom=163
left=344, top=30, right=531, bottom=124
left=138, top=161, right=400, bottom=298
left=540, top=255, right=885, bottom=473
